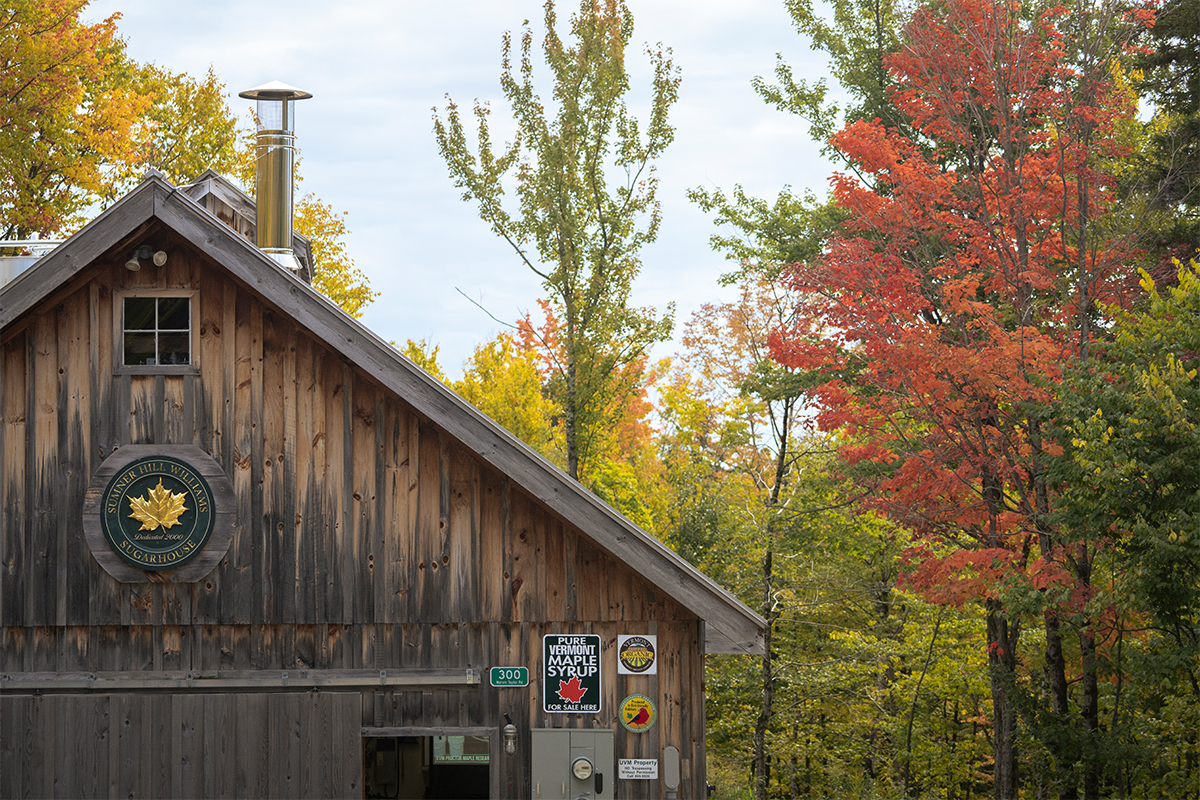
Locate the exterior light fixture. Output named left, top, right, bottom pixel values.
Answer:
left=502, top=715, right=517, bottom=755
left=125, top=245, right=167, bottom=271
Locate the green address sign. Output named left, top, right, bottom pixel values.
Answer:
left=490, top=667, right=529, bottom=687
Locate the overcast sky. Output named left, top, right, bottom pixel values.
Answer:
left=85, top=0, right=836, bottom=376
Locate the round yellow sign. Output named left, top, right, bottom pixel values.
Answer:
left=620, top=694, right=657, bottom=733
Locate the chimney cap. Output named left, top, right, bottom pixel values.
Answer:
left=238, top=81, right=313, bottom=101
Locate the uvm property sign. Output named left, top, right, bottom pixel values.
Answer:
left=543, top=634, right=602, bottom=713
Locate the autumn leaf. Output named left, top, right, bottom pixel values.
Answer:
left=128, top=479, right=188, bottom=531
left=556, top=674, right=588, bottom=704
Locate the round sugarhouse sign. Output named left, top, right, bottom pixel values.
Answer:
left=100, top=456, right=215, bottom=570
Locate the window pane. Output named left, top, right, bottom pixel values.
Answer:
left=124, top=297, right=156, bottom=331
left=124, top=332, right=156, bottom=365
left=158, top=297, right=189, bottom=330
left=158, top=334, right=190, bottom=365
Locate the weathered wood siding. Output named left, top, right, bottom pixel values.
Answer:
left=0, top=232, right=706, bottom=799
left=0, top=691, right=362, bottom=798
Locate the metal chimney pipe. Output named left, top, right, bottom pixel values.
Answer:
left=237, top=81, right=313, bottom=272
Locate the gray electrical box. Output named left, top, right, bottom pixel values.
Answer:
left=531, top=729, right=614, bottom=800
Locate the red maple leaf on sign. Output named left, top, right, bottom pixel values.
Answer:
left=557, top=674, right=588, bottom=704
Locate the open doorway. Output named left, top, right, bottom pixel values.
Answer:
left=364, top=735, right=489, bottom=799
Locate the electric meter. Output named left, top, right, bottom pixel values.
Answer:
left=572, top=757, right=594, bottom=781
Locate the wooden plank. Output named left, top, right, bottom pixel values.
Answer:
left=352, top=374, right=375, bottom=623
left=529, top=503, right=548, bottom=623
left=575, top=538, right=604, bottom=623
left=113, top=693, right=138, bottom=800
left=509, top=492, right=538, bottom=625
left=224, top=290, right=255, bottom=624
left=448, top=447, right=479, bottom=623
left=406, top=413, right=419, bottom=623
left=268, top=690, right=286, bottom=799
left=327, top=692, right=346, bottom=797
left=171, top=690, right=182, bottom=796
left=285, top=691, right=302, bottom=798
left=341, top=363, right=356, bottom=623
left=151, top=373, right=166, bottom=442
left=373, top=388, right=388, bottom=624
left=262, top=309, right=285, bottom=624
left=280, top=324, right=298, bottom=626
left=213, top=693, right=235, bottom=798
left=29, top=315, right=58, bottom=627
left=0, top=337, right=25, bottom=627
left=381, top=398, right=407, bottom=623
left=310, top=345, right=329, bottom=624
left=563, top=524, right=578, bottom=623
left=0, top=697, right=14, bottom=794
left=88, top=280, right=123, bottom=628
left=244, top=693, right=266, bottom=798
left=60, top=290, right=90, bottom=625
left=29, top=625, right=55, bottom=672
left=690, top=619, right=707, bottom=797
left=61, top=625, right=88, bottom=671
left=29, top=694, right=53, bottom=799
left=302, top=692, right=327, bottom=798
left=544, top=516, right=567, bottom=623
left=52, top=695, right=71, bottom=799
left=294, top=335, right=316, bottom=625
left=88, top=694, right=111, bottom=799
left=127, top=581, right=161, bottom=628
left=476, top=468, right=504, bottom=624
left=163, top=375, right=188, bottom=443
left=465, top=622, right=491, bottom=729
left=323, top=355, right=346, bottom=624
left=147, top=693, right=171, bottom=796
left=128, top=375, right=156, bottom=444
left=415, top=422, right=444, bottom=622
left=176, top=693, right=203, bottom=799
left=0, top=693, right=27, bottom=797
left=249, top=301, right=265, bottom=626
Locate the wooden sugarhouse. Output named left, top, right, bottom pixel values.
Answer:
left=0, top=83, right=763, bottom=800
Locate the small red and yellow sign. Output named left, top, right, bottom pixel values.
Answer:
left=620, top=694, right=657, bottom=733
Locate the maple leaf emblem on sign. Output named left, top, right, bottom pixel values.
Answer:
left=128, top=479, right=188, bottom=531
left=556, top=674, right=588, bottom=704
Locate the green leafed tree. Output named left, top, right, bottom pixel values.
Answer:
left=433, top=0, right=679, bottom=482
left=1050, top=263, right=1200, bottom=794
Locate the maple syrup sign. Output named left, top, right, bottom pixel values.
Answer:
left=100, top=455, right=215, bottom=570
left=543, top=634, right=602, bottom=713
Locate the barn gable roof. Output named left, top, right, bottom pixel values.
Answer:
left=0, top=173, right=765, bottom=655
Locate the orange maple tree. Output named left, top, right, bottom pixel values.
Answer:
left=770, top=0, right=1149, bottom=795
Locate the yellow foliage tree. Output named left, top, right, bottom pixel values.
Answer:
left=128, top=65, right=240, bottom=188
left=0, top=0, right=148, bottom=237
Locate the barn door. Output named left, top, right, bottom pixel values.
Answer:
left=0, top=691, right=362, bottom=798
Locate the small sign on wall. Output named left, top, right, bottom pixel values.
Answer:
left=619, top=694, right=657, bottom=732
left=619, top=759, right=659, bottom=780
left=617, top=634, right=657, bottom=675
left=543, top=634, right=602, bottom=713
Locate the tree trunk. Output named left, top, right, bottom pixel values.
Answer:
left=1078, top=546, right=1100, bottom=799
left=564, top=351, right=579, bottom=479
left=754, top=548, right=774, bottom=800
left=987, top=601, right=1020, bottom=800
left=1080, top=628, right=1100, bottom=799
left=1043, top=607, right=1076, bottom=798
